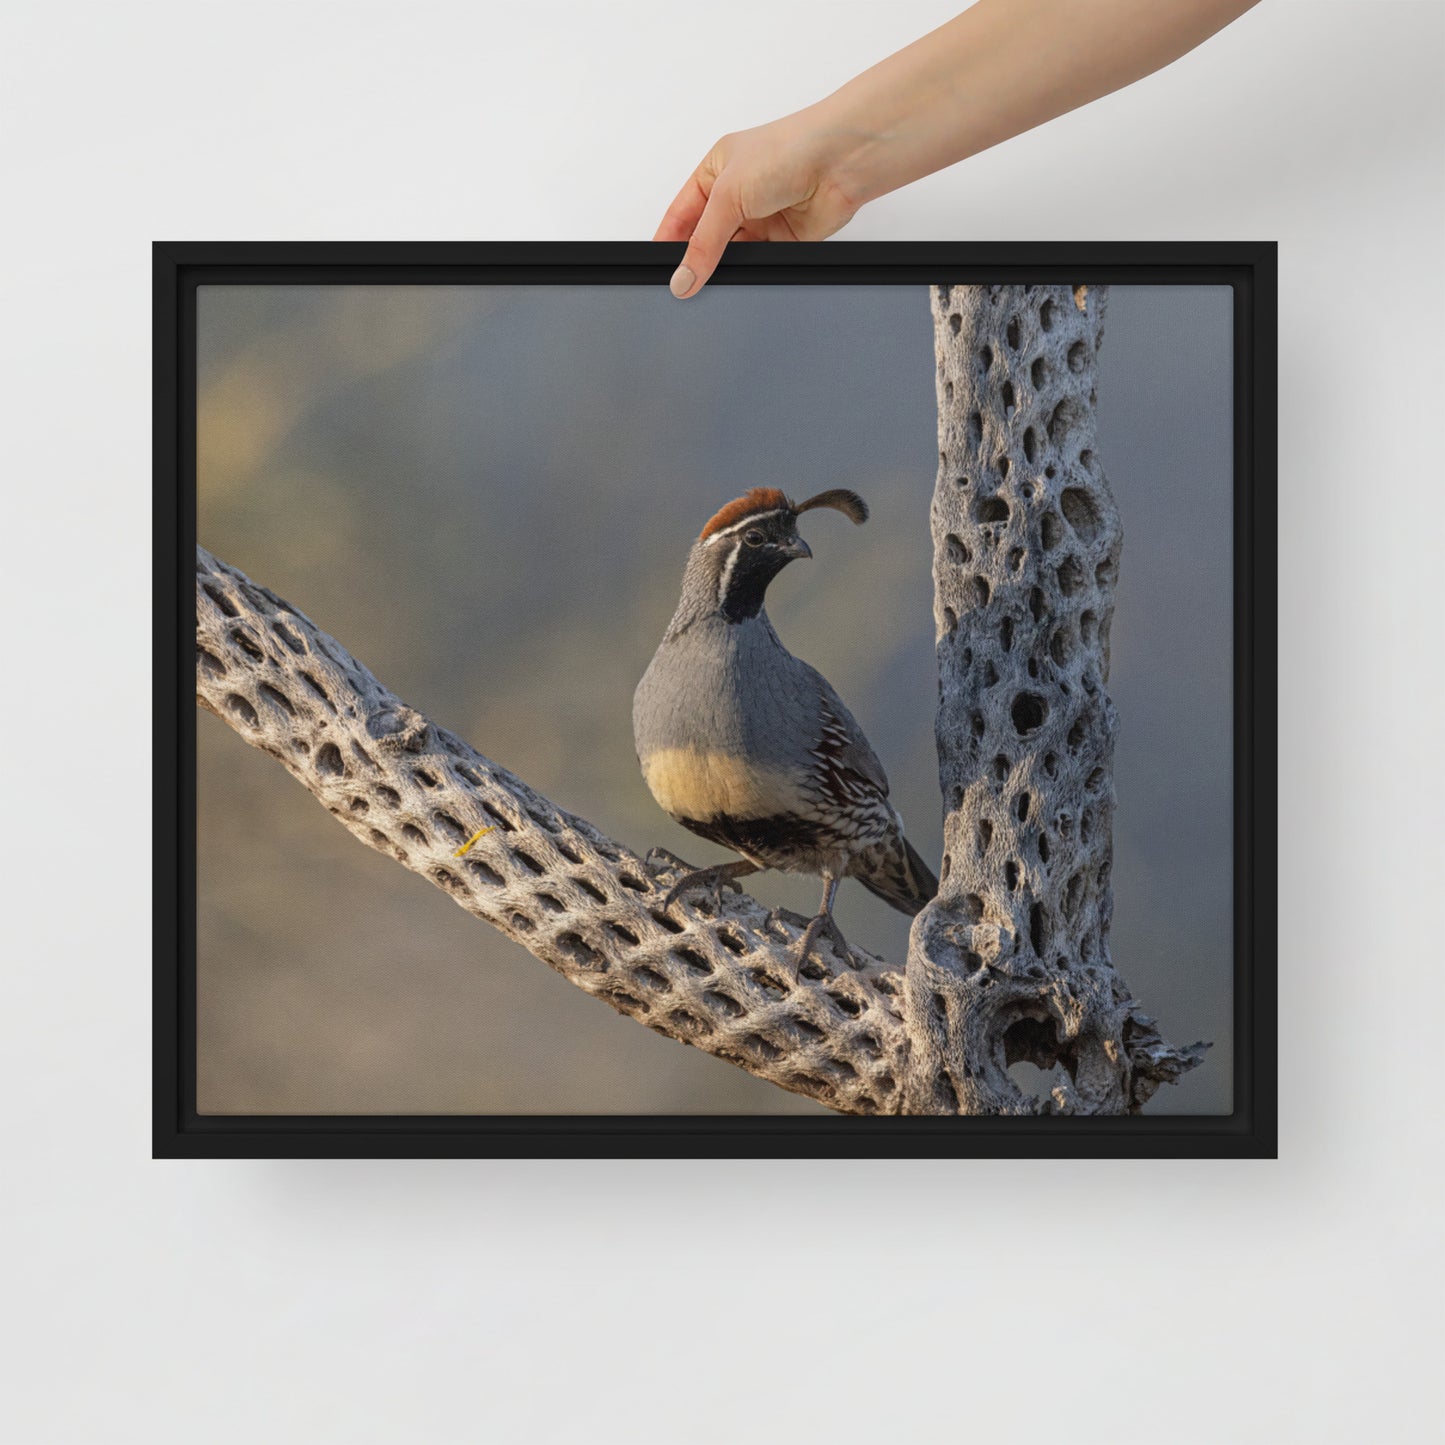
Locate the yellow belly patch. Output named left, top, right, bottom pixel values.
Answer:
left=642, top=747, right=804, bottom=822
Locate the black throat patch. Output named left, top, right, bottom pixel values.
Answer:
left=712, top=511, right=799, bottom=623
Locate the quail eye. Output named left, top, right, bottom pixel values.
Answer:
left=743, top=528, right=766, bottom=547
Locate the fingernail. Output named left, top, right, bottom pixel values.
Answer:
left=669, top=264, right=695, bottom=298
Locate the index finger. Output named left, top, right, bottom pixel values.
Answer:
left=653, top=173, right=710, bottom=243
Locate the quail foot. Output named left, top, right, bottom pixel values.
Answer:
left=633, top=487, right=938, bottom=974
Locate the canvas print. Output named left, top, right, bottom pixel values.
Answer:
left=193, top=276, right=1233, bottom=1118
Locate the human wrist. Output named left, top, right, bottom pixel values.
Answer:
left=787, top=92, right=898, bottom=210
left=799, top=65, right=960, bottom=211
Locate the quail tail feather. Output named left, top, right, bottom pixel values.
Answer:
left=854, top=832, right=939, bottom=917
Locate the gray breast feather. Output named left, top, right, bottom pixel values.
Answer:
left=634, top=614, right=891, bottom=810
left=634, top=616, right=753, bottom=757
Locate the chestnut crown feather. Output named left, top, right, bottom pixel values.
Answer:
left=698, top=486, right=869, bottom=541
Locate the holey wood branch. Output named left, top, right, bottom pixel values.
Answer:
left=904, top=284, right=1205, bottom=1114
left=193, top=283, right=1205, bottom=1116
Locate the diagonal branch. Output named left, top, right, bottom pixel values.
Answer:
left=195, top=546, right=909, bottom=1115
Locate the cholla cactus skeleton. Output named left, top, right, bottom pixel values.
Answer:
left=903, top=283, right=1205, bottom=1114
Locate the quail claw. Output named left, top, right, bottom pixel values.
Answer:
left=643, top=846, right=693, bottom=878
left=794, top=912, right=853, bottom=980
left=660, top=860, right=755, bottom=914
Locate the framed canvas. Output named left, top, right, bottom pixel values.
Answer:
left=154, top=241, right=1276, bottom=1158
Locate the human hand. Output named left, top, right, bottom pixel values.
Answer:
left=656, top=0, right=1261, bottom=301
left=654, top=112, right=866, bottom=300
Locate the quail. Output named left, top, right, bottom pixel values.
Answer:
left=633, top=486, right=938, bottom=969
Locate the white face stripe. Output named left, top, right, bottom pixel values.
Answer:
left=715, top=539, right=741, bottom=604
left=701, top=509, right=789, bottom=546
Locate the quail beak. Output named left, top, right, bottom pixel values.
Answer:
left=780, top=535, right=812, bottom=561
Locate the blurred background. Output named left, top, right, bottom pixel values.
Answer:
left=196, top=281, right=1232, bottom=1115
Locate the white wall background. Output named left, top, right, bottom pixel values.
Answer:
left=2, top=1, right=1440, bottom=1440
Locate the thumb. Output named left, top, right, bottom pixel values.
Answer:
left=670, top=179, right=743, bottom=299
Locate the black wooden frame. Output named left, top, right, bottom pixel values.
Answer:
left=154, top=241, right=1277, bottom=1159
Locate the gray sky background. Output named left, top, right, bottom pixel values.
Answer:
left=196, top=281, right=1232, bottom=1115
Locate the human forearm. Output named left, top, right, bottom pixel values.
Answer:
left=811, top=0, right=1261, bottom=207
left=657, top=0, right=1261, bottom=297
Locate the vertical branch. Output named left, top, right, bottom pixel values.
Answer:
left=903, top=285, right=1205, bottom=1115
